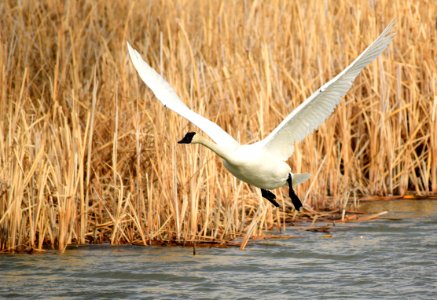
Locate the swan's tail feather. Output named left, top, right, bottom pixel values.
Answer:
left=292, top=173, right=310, bottom=188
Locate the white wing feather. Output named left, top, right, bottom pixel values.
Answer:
left=259, top=21, right=395, bottom=160
left=127, top=43, right=239, bottom=148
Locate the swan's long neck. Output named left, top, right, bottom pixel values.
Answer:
left=193, top=135, right=234, bottom=162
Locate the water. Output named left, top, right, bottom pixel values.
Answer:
left=1, top=200, right=437, bottom=299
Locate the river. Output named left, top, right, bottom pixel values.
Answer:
left=1, top=200, right=437, bottom=299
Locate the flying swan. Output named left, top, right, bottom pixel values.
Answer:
left=127, top=21, right=394, bottom=211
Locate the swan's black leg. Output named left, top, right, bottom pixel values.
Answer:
left=287, top=174, right=302, bottom=211
left=261, top=189, right=280, bottom=207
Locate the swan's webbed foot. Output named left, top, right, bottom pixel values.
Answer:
left=287, top=174, right=303, bottom=211
left=261, top=189, right=280, bottom=207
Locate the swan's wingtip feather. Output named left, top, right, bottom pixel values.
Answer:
left=381, top=19, right=397, bottom=40
left=127, top=42, right=146, bottom=66
left=126, top=42, right=139, bottom=59
left=126, top=42, right=133, bottom=53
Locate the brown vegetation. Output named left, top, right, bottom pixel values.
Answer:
left=0, top=0, right=435, bottom=252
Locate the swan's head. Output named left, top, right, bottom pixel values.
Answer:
left=178, top=132, right=197, bottom=144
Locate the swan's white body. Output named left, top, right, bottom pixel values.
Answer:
left=127, top=22, right=394, bottom=199
left=193, top=138, right=290, bottom=189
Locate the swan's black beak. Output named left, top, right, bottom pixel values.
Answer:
left=178, top=132, right=196, bottom=144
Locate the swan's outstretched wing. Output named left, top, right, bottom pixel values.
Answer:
left=127, top=43, right=239, bottom=148
left=259, top=21, right=395, bottom=160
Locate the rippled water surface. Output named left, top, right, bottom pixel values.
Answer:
left=1, top=200, right=437, bottom=299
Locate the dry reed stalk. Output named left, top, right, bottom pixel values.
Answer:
left=0, top=0, right=435, bottom=252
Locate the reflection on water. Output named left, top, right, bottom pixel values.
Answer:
left=360, top=199, right=437, bottom=219
left=1, top=200, right=437, bottom=299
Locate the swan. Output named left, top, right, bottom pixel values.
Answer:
left=127, top=21, right=394, bottom=211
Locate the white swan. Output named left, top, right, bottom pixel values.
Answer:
left=127, top=21, right=394, bottom=210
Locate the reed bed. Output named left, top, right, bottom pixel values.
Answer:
left=0, top=0, right=435, bottom=252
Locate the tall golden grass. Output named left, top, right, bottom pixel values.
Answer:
left=0, top=0, right=435, bottom=252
